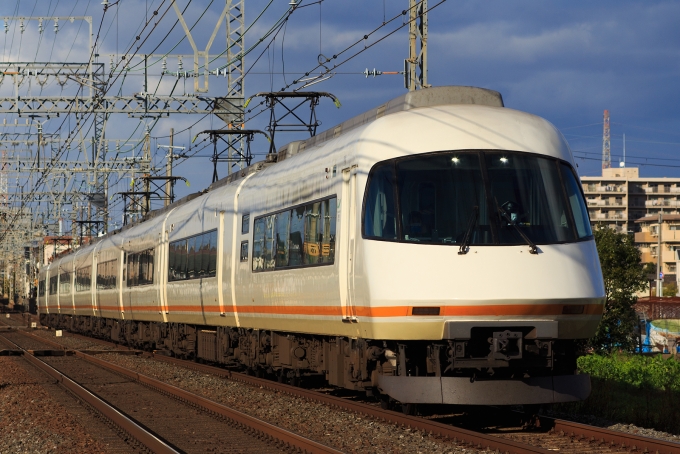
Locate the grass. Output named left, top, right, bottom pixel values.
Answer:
left=651, top=319, right=680, bottom=332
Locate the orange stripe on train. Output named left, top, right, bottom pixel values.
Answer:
left=69, top=303, right=603, bottom=317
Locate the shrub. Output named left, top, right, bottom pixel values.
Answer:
left=558, top=354, right=680, bottom=432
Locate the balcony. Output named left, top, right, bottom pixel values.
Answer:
left=584, top=185, right=625, bottom=193
left=645, top=200, right=680, bottom=208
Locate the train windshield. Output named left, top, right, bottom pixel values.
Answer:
left=363, top=151, right=592, bottom=245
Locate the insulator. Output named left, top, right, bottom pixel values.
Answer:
left=38, top=19, right=43, bottom=34
left=53, top=19, right=59, bottom=34
left=177, top=58, right=183, bottom=71
left=162, top=57, right=167, bottom=71
left=3, top=20, right=7, bottom=34
left=19, top=20, right=24, bottom=34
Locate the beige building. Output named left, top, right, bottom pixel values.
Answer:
left=634, top=215, right=680, bottom=289
left=581, top=167, right=680, bottom=292
left=581, top=167, right=680, bottom=235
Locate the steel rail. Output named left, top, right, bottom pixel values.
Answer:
left=0, top=333, right=180, bottom=454
left=15, top=331, right=342, bottom=454
left=34, top=330, right=680, bottom=454
left=548, top=418, right=680, bottom=454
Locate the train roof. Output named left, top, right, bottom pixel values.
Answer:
left=59, top=86, right=504, bottom=250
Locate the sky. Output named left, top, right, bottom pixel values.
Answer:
left=1, top=0, right=679, bottom=231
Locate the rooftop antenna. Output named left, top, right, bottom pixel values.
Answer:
left=619, top=133, right=626, bottom=167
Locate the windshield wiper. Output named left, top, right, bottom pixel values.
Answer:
left=496, top=200, right=538, bottom=254
left=458, top=205, right=479, bottom=255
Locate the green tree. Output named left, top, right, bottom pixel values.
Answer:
left=589, top=228, right=648, bottom=353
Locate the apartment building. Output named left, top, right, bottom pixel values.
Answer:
left=634, top=215, right=680, bottom=289
left=581, top=167, right=680, bottom=291
left=581, top=167, right=680, bottom=234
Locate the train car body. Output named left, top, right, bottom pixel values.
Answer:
left=38, top=86, right=605, bottom=406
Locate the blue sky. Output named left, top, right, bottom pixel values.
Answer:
left=2, top=0, right=680, bottom=226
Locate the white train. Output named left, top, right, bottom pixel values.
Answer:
left=38, top=86, right=605, bottom=408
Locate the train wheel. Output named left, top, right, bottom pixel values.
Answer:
left=401, top=403, right=417, bottom=416
left=277, top=371, right=287, bottom=383
left=380, top=397, right=391, bottom=410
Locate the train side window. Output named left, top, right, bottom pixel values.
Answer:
left=39, top=279, right=46, bottom=297
left=128, top=248, right=154, bottom=287
left=140, top=249, right=154, bottom=285
left=76, top=266, right=92, bottom=291
left=319, top=198, right=337, bottom=264
left=242, top=214, right=250, bottom=234
left=127, top=253, right=139, bottom=287
left=264, top=215, right=276, bottom=270
left=275, top=211, right=290, bottom=268
left=59, top=271, right=72, bottom=294
left=97, top=259, right=118, bottom=290
left=363, top=162, right=397, bottom=239
left=208, top=230, right=218, bottom=277
left=252, top=217, right=265, bottom=271
left=304, top=202, right=322, bottom=265
left=168, top=240, right=183, bottom=281
left=240, top=241, right=249, bottom=262
left=49, top=275, right=58, bottom=295
left=197, top=234, right=208, bottom=276
left=253, top=196, right=336, bottom=272
left=188, top=236, right=199, bottom=279
left=289, top=207, right=304, bottom=267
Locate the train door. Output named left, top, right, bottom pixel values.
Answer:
left=340, top=165, right=358, bottom=322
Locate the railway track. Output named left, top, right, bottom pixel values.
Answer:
left=0, top=331, right=341, bottom=454
left=18, top=329, right=680, bottom=454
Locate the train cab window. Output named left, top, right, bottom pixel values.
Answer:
left=363, top=151, right=593, bottom=247
left=39, top=279, right=46, bottom=297
left=96, top=259, right=118, bottom=290
left=49, top=275, right=58, bottom=295
left=59, top=271, right=72, bottom=294
left=240, top=241, right=249, bottom=262
left=560, top=164, right=593, bottom=239
left=242, top=214, right=250, bottom=234
left=363, top=162, right=397, bottom=239
left=168, top=230, right=217, bottom=281
left=252, top=196, right=337, bottom=272
left=76, top=266, right=92, bottom=291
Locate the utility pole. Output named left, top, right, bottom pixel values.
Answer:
left=406, top=0, right=429, bottom=91
left=657, top=212, right=663, bottom=297
left=166, top=128, right=173, bottom=208
left=158, top=128, right=186, bottom=208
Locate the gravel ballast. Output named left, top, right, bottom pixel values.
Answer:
left=97, top=353, right=471, bottom=454
left=0, top=356, right=123, bottom=453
